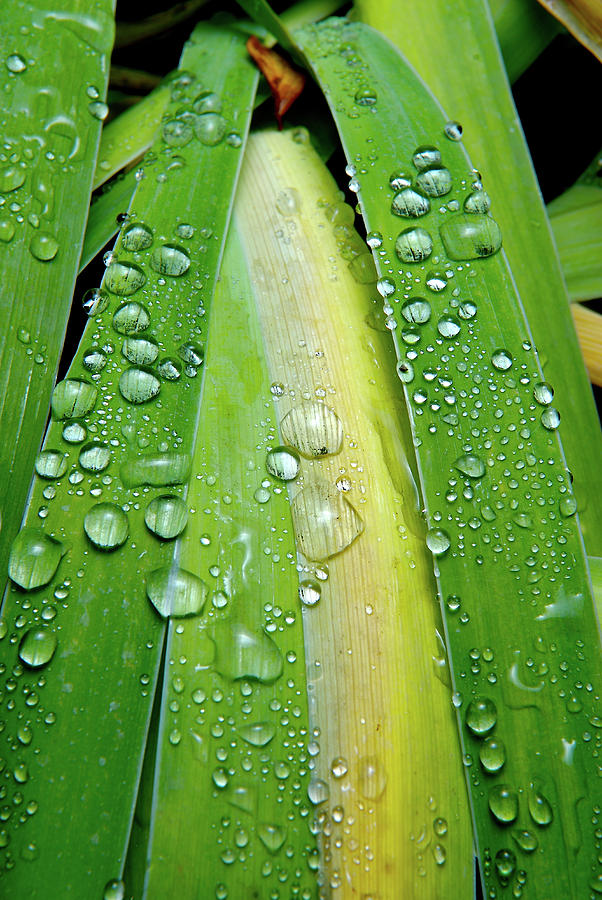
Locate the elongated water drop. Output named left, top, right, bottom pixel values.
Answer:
left=495, top=848, right=516, bottom=885
left=359, top=756, right=387, bottom=800
left=145, top=495, right=188, bottom=539
left=51, top=378, right=97, bottom=419
left=511, top=828, right=538, bottom=853
left=479, top=737, right=505, bottom=772
left=281, top=403, right=343, bottom=458
left=120, top=453, right=191, bottom=487
left=150, top=244, right=190, bottom=276
left=212, top=623, right=283, bottom=683
left=18, top=629, right=57, bottom=668
left=266, top=446, right=300, bottom=481
left=84, top=503, right=128, bottom=550
left=444, top=120, right=463, bottom=141
left=440, top=214, right=502, bottom=260
left=9, top=528, right=64, bottom=589
left=105, top=261, right=146, bottom=295
left=298, top=579, right=321, bottom=607
left=528, top=786, right=553, bottom=825
left=488, top=785, right=518, bottom=824
left=291, top=481, right=364, bottom=561
left=533, top=382, right=554, bottom=405
left=35, top=449, right=67, bottom=479
left=541, top=407, right=560, bottom=430
left=178, top=341, right=203, bottom=366
left=239, top=721, right=276, bottom=747
left=146, top=566, right=207, bottom=617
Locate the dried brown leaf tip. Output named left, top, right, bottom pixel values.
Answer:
left=246, top=35, right=306, bottom=128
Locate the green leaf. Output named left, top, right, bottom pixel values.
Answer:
left=80, top=170, right=138, bottom=272
left=0, top=0, right=115, bottom=580
left=490, top=0, right=562, bottom=82
left=0, top=20, right=258, bottom=896
left=295, top=17, right=601, bottom=899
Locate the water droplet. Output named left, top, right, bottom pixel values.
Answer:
left=275, top=188, right=300, bottom=216
left=308, top=778, right=329, bottom=805
left=162, top=118, right=193, bottom=147
left=119, top=367, right=161, bottom=404
left=291, top=481, right=363, bottom=561
left=440, top=214, right=502, bottom=260
left=465, top=696, right=497, bottom=735
left=281, top=402, right=343, bottom=458
left=145, top=495, right=188, bottom=539
left=479, top=737, right=506, bottom=772
left=157, top=357, right=182, bottom=380
left=426, top=271, right=447, bottom=292
left=194, top=112, right=227, bottom=145
left=458, top=300, right=478, bottom=319
left=559, top=495, right=577, bottom=517
left=84, top=503, right=128, bottom=550
left=105, top=261, right=146, bottom=295
left=433, top=817, right=447, bottom=836
left=52, top=378, right=97, bottom=419
left=30, top=232, right=59, bottom=261
left=397, top=359, right=414, bottom=383
left=464, top=190, right=491, bottom=214
left=433, top=843, right=446, bottom=865
left=82, top=347, right=107, bottom=374
left=146, top=566, right=207, bottom=617
left=511, top=828, right=538, bottom=853
left=122, top=222, right=153, bottom=251
left=0, top=218, right=15, bottom=242
left=6, top=53, right=27, bottom=74
left=366, top=230, right=382, bottom=249
left=426, top=528, right=451, bottom=556
left=18, top=628, right=57, bottom=668
left=35, top=449, right=67, bottom=479
left=359, top=756, right=387, bottom=800
left=9, top=527, right=64, bottom=589
left=103, top=879, right=125, bottom=900
left=416, top=166, right=452, bottom=197
left=412, top=146, right=441, bottom=170
left=444, top=120, right=463, bottom=141
left=391, top=188, right=430, bottom=218
left=258, top=823, right=287, bottom=852
left=88, top=100, right=109, bottom=120
left=395, top=227, right=433, bottom=262
left=488, top=785, right=518, bottom=823
left=533, top=382, right=554, bottom=405
left=491, top=349, right=513, bottom=371
left=377, top=277, right=396, bottom=298
left=78, top=442, right=110, bottom=473
left=401, top=298, right=431, bottom=324
left=454, top=454, right=486, bottom=479
left=120, top=452, right=191, bottom=487
left=63, top=420, right=87, bottom=444
left=150, top=244, right=190, bottom=276
left=178, top=341, right=204, bottom=367
left=298, top=579, right=321, bottom=607
left=527, top=786, right=553, bottom=825
left=540, top=407, right=560, bottom=430
left=437, top=315, right=461, bottom=338
left=82, top=288, right=110, bottom=316
left=354, top=86, right=377, bottom=106
left=495, top=848, right=516, bottom=884
left=331, top=757, right=348, bottom=778
left=122, top=336, right=159, bottom=366
left=265, top=446, right=300, bottom=481
left=239, top=721, right=276, bottom=747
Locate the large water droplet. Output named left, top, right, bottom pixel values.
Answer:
left=426, top=528, right=451, bottom=556
left=122, top=222, right=153, bottom=251
left=103, top=879, right=125, bottom=900
left=35, top=449, right=67, bottom=479
left=528, top=786, right=553, bottom=825
left=212, top=623, right=283, bottom=683
left=9, top=528, right=64, bottom=589
left=157, top=358, right=182, bottom=381
left=6, top=53, right=27, bottom=74
left=194, top=112, right=227, bottom=145
left=82, top=347, right=107, bottom=374
left=266, top=446, right=300, bottom=481
left=150, top=244, right=190, bottom=276
left=440, top=214, right=502, bottom=260
left=391, top=188, right=430, bottom=218
left=464, top=190, right=491, bottom=214
left=540, top=408, right=560, bottom=430
left=63, top=420, right=87, bottom=444
left=298, top=579, right=321, bottom=607
left=437, top=314, right=461, bottom=338
left=308, top=779, right=329, bottom=805
left=0, top=218, right=15, bottom=242
left=105, top=261, right=146, bottom=295
left=533, top=382, right=554, bottom=405
left=488, top=785, right=518, bottom=823
left=120, top=452, right=191, bottom=487
left=511, top=828, right=538, bottom=853
left=258, top=823, right=287, bottom=853
left=30, top=232, right=59, bottom=261
left=281, top=403, right=343, bottom=458
left=146, top=566, right=207, bottom=617
left=415, top=165, right=452, bottom=197
left=18, top=628, right=57, bottom=668
left=113, top=301, right=150, bottom=334
left=401, top=298, right=431, bottom=324
left=51, top=378, right=97, bottom=419
left=491, top=348, right=513, bottom=371
left=465, top=696, right=497, bottom=735
left=88, top=100, right=109, bottom=121
left=291, top=481, right=364, bottom=561
left=122, top=336, right=159, bottom=365
left=178, top=341, right=204, bottom=367
left=479, top=737, right=505, bottom=772
left=454, top=454, right=486, bottom=479
left=119, top=367, right=161, bottom=404
left=239, top=721, right=276, bottom=747
left=79, top=442, right=111, bottom=473
left=444, top=120, right=463, bottom=141
left=145, top=495, right=188, bottom=539
left=412, top=146, right=441, bottom=169
left=395, top=227, right=433, bottom=262
left=162, top=119, right=193, bottom=147
left=495, top=848, right=516, bottom=884
left=84, top=503, right=128, bottom=550
left=82, top=287, right=110, bottom=316
left=359, top=756, right=387, bottom=800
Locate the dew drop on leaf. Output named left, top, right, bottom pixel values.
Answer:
left=18, top=628, right=57, bottom=668
left=8, top=527, right=64, bottom=589
left=84, top=503, right=129, bottom=550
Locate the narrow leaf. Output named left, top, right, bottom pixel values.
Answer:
left=80, top=170, right=138, bottom=272
left=536, top=0, right=602, bottom=61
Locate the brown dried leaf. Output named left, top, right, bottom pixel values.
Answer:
left=538, top=0, right=602, bottom=61
left=246, top=35, right=306, bottom=127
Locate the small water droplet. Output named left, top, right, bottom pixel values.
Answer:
left=122, top=222, right=153, bottom=251
left=433, top=816, right=448, bottom=836
left=105, top=261, right=146, bottom=296
left=395, top=227, right=433, bottom=263
left=119, top=367, right=161, bottom=404
left=479, top=737, right=505, bottom=772
left=391, top=188, right=430, bottom=218
left=281, top=402, right=343, bottom=458
left=533, top=382, right=554, bottom=405
left=30, top=232, right=59, bottom=261
left=444, top=120, right=463, bottom=141
left=275, top=187, right=300, bottom=216
left=416, top=166, right=452, bottom=197
left=18, top=628, right=57, bottom=668
left=412, top=146, right=442, bottom=170
left=366, top=230, right=382, bottom=249
left=454, top=454, right=486, bottom=479
left=298, top=579, right=321, bottom=607
left=464, top=190, right=491, bottom=214
left=146, top=565, right=207, bottom=617
left=488, top=785, right=518, bottom=823
left=62, top=420, right=87, bottom=444
left=88, top=100, right=109, bottom=121
left=9, top=527, right=64, bottom=589
left=331, top=756, right=348, bottom=778
left=354, top=87, right=377, bottom=106
left=145, top=495, right=188, bottom=539
left=494, top=848, right=516, bottom=884
left=291, top=481, right=364, bottom=561
left=401, top=298, right=431, bottom=324
left=150, top=244, right=190, bottom=276
left=6, top=53, right=27, bottom=74
left=308, top=778, right=329, bottom=805
left=426, top=528, right=451, bottom=556
left=84, top=503, right=128, bottom=551
left=511, top=828, right=538, bottom=853
left=178, top=341, right=204, bottom=367
left=527, top=786, right=553, bottom=826
left=103, top=879, right=125, bottom=900
left=440, top=214, right=502, bottom=260
left=157, top=357, right=182, bottom=381
left=437, top=315, right=461, bottom=338
left=82, top=347, right=107, bottom=374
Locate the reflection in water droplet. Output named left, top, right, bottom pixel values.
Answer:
left=494, top=848, right=516, bottom=884
left=30, top=232, right=59, bottom=261
left=291, top=481, right=364, bottom=561
left=150, top=244, right=190, bottom=277
left=122, top=222, right=153, bottom=251
left=157, top=357, right=182, bottom=381
left=105, top=261, right=146, bottom=295
left=194, top=112, right=227, bottom=145
left=52, top=378, right=97, bottom=419
left=145, top=495, right=188, bottom=539
left=528, top=786, right=553, bottom=825
left=9, top=528, right=64, bottom=589
left=464, top=190, right=491, bottom=214
left=146, top=566, right=207, bottom=617
left=426, top=528, right=451, bottom=556
left=444, top=120, right=463, bottom=141
left=454, top=454, right=486, bottom=479
left=212, top=623, right=283, bottom=683
left=391, top=188, right=430, bottom=218
left=275, top=187, right=300, bottom=216
left=88, top=100, right=109, bottom=121
left=35, top=449, right=67, bottom=479
left=511, top=828, right=538, bottom=853
left=308, top=779, right=329, bottom=805
left=437, top=315, right=461, bottom=338
left=239, top=721, right=276, bottom=747
left=178, top=341, right=204, bottom=366
left=401, top=298, right=431, bottom=324
left=412, top=146, right=441, bottom=170
left=122, top=336, right=159, bottom=365
left=366, top=230, right=382, bottom=249
left=6, top=53, right=27, bottom=74
left=479, top=737, right=505, bottom=772
left=266, top=446, right=300, bottom=481
left=491, top=349, right=513, bottom=371
left=540, top=407, right=560, bottom=430
left=533, top=382, right=554, bottom=405
left=163, top=119, right=193, bottom=147
left=395, top=227, right=433, bottom=263
left=18, top=628, right=57, bottom=668
left=113, top=301, right=150, bottom=334
left=120, top=453, right=191, bottom=487
left=84, top=503, right=128, bottom=550
left=63, top=420, right=87, bottom=444
left=258, top=823, right=287, bottom=852
left=281, top=403, right=343, bottom=458
left=488, top=785, right=518, bottom=823
left=299, top=579, right=321, bottom=607
left=82, top=347, right=107, bottom=373
left=103, top=879, right=125, bottom=900
left=465, top=696, right=497, bottom=735
left=440, top=214, right=502, bottom=260
left=416, top=166, right=452, bottom=197
left=433, top=817, right=448, bottom=836
left=79, top=442, right=111, bottom=473
left=82, top=287, right=110, bottom=316
left=119, top=367, right=161, bottom=404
